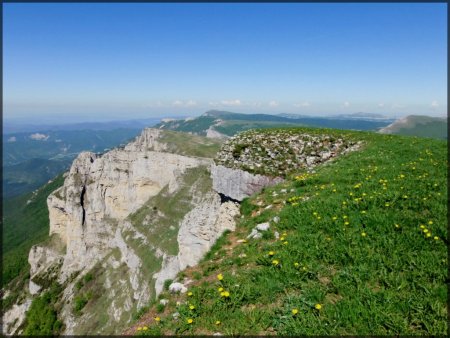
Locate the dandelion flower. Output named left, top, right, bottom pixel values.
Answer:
left=280, top=237, right=285, bottom=241
left=361, top=232, right=367, bottom=237
left=189, top=305, right=195, bottom=310
left=344, top=221, right=350, bottom=225
left=220, top=291, right=230, bottom=298
left=426, top=233, right=432, bottom=238
left=283, top=241, right=288, bottom=245
left=423, top=229, right=428, bottom=233
left=137, top=327, right=142, bottom=331
left=292, top=308, right=299, bottom=315
left=217, top=273, right=224, bottom=281
left=315, top=304, right=322, bottom=310
left=294, top=262, right=300, bottom=267
left=395, top=224, right=400, bottom=228
left=187, top=318, right=193, bottom=324
left=268, top=251, right=275, bottom=256
left=428, top=221, right=433, bottom=225
left=218, top=287, right=224, bottom=292
left=420, top=225, right=425, bottom=229
left=434, top=236, right=439, bottom=240
left=272, top=259, right=279, bottom=266
left=215, top=320, right=221, bottom=325
left=143, top=326, right=148, bottom=330
left=155, top=317, right=161, bottom=322
left=187, top=291, right=193, bottom=296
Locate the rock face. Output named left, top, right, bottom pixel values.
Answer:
left=153, top=195, right=240, bottom=294
left=48, top=144, right=209, bottom=280
left=211, top=164, right=284, bottom=201
left=3, top=128, right=239, bottom=336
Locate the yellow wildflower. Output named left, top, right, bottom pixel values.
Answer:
left=292, top=308, right=299, bottom=315
left=187, top=318, right=193, bottom=324
left=423, top=229, right=428, bottom=233
left=434, top=236, right=439, bottom=240
left=272, top=259, right=279, bottom=266
left=315, top=303, right=322, bottom=310
left=220, top=291, right=230, bottom=298
left=294, top=262, right=300, bottom=267
left=420, top=225, right=425, bottom=229
left=283, top=241, right=288, bottom=245
left=361, top=232, right=367, bottom=237
left=137, top=327, right=142, bottom=331
left=428, top=221, right=433, bottom=225
left=268, top=251, right=275, bottom=256
left=215, top=320, right=221, bottom=325
left=217, top=273, right=223, bottom=281
left=189, top=305, right=195, bottom=310
left=143, top=326, right=148, bottom=330
left=155, top=317, right=161, bottom=322
left=218, top=287, right=224, bottom=292
left=426, top=233, right=432, bottom=238
left=187, top=291, right=193, bottom=296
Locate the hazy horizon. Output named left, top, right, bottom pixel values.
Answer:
left=4, top=3, right=447, bottom=121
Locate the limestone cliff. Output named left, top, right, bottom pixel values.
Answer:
left=2, top=128, right=238, bottom=335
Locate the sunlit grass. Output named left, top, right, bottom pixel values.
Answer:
left=132, top=129, right=447, bottom=335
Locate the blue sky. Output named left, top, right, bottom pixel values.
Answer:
left=3, top=3, right=447, bottom=121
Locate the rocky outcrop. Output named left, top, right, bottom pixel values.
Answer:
left=47, top=139, right=210, bottom=280
left=211, top=129, right=362, bottom=200
left=153, top=194, right=240, bottom=294
left=211, top=164, right=284, bottom=201
left=215, top=129, right=362, bottom=177
left=2, top=299, right=32, bottom=335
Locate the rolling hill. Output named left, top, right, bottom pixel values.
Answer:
left=155, top=110, right=394, bottom=137
left=379, top=115, right=447, bottom=139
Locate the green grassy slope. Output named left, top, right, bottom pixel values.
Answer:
left=2, top=175, right=65, bottom=290
left=158, top=130, right=222, bottom=158
left=380, top=115, right=447, bottom=139
left=129, top=129, right=447, bottom=335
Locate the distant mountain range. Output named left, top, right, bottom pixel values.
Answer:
left=156, top=110, right=395, bottom=137
left=3, top=117, right=162, bottom=134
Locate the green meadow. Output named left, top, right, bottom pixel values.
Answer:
left=130, top=128, right=447, bottom=335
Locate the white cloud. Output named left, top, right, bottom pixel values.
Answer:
left=342, top=101, right=350, bottom=108
left=30, top=133, right=49, bottom=141
left=431, top=101, right=439, bottom=109
left=269, top=100, right=279, bottom=107
left=294, top=102, right=310, bottom=108
left=209, top=101, right=219, bottom=107
left=378, top=103, right=385, bottom=108
left=172, top=100, right=184, bottom=107
left=391, top=103, right=405, bottom=109
left=221, top=99, right=241, bottom=106
left=185, top=100, right=197, bottom=107
left=7, top=136, right=16, bottom=143
left=251, top=101, right=262, bottom=107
